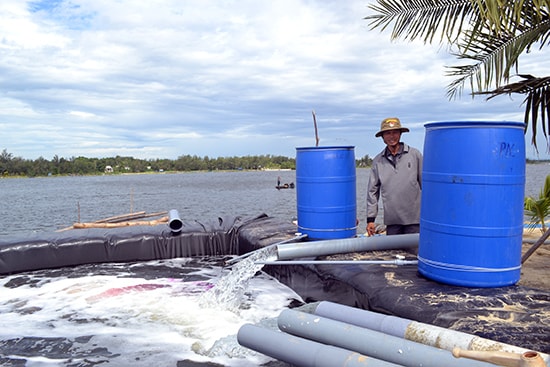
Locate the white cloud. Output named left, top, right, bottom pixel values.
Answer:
left=0, top=0, right=548, bottom=161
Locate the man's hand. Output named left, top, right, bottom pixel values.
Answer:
left=366, top=222, right=376, bottom=236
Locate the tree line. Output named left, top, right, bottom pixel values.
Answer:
left=0, top=149, right=374, bottom=177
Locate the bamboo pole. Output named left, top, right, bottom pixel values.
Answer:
left=57, top=211, right=169, bottom=231
left=72, top=216, right=168, bottom=229
left=94, top=211, right=168, bottom=223
left=93, top=211, right=147, bottom=223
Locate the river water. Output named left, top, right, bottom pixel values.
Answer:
left=0, top=165, right=548, bottom=366
left=0, top=165, right=548, bottom=238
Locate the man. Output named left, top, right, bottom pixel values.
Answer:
left=366, top=117, right=422, bottom=236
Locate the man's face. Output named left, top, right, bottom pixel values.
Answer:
left=382, top=129, right=401, bottom=146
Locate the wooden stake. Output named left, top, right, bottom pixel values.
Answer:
left=130, top=187, right=134, bottom=213
left=312, top=110, right=319, bottom=147
left=522, top=227, right=550, bottom=263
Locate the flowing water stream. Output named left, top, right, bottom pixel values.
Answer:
left=199, top=246, right=279, bottom=313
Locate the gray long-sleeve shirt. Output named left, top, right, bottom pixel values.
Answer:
left=367, top=143, right=422, bottom=226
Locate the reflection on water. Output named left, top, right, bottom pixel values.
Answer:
left=0, top=256, right=302, bottom=366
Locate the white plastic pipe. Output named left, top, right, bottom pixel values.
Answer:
left=314, top=301, right=550, bottom=365
left=277, top=309, right=495, bottom=367
left=276, top=233, right=418, bottom=260
left=237, top=323, right=403, bottom=367
left=168, top=209, right=183, bottom=233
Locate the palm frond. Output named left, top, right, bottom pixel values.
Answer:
left=470, top=0, right=550, bottom=36
left=366, top=0, right=550, bottom=151
left=446, top=14, right=550, bottom=98
left=365, top=0, right=474, bottom=44
left=475, top=75, right=550, bottom=152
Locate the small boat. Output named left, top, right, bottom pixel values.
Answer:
left=276, top=182, right=295, bottom=190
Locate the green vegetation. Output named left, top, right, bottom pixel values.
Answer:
left=0, top=149, right=374, bottom=177
left=0, top=149, right=295, bottom=177
left=524, top=174, right=550, bottom=234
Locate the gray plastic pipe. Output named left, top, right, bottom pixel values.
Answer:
left=314, top=301, right=550, bottom=365
left=276, top=233, right=418, bottom=260
left=237, top=323, right=403, bottom=367
left=225, top=233, right=308, bottom=265
left=168, top=209, right=183, bottom=233
left=277, top=309, right=495, bottom=367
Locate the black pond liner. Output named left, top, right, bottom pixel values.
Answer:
left=1, top=213, right=549, bottom=356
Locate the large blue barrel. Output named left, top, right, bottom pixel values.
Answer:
left=418, top=121, right=525, bottom=287
left=296, top=146, right=357, bottom=240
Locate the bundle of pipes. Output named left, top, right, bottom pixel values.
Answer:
left=313, top=302, right=548, bottom=366
left=237, top=302, right=549, bottom=367
left=238, top=324, right=400, bottom=367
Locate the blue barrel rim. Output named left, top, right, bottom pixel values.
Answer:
left=424, top=121, right=525, bottom=130
left=296, top=146, right=355, bottom=151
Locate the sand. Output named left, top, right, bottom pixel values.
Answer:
left=518, top=230, right=550, bottom=291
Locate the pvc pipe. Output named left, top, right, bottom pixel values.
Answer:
left=237, top=323, right=402, bottom=367
left=314, top=301, right=550, bottom=365
left=277, top=309, right=495, bottom=367
left=276, top=233, right=418, bottom=261
left=168, top=209, right=183, bottom=233
left=256, top=259, right=418, bottom=266
left=225, top=233, right=307, bottom=265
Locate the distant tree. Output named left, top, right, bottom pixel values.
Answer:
left=0, top=149, right=298, bottom=176
left=356, top=154, right=373, bottom=167
left=0, top=149, right=13, bottom=163
left=367, top=0, right=550, bottom=152
left=0, top=149, right=13, bottom=174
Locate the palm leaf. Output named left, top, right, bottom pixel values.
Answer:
left=476, top=76, right=550, bottom=152
left=524, top=174, right=550, bottom=233
left=366, top=0, right=550, bottom=152
left=365, top=0, right=474, bottom=44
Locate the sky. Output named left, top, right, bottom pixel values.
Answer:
left=1, top=0, right=549, bottom=161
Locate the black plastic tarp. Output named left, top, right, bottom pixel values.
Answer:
left=0, top=214, right=296, bottom=275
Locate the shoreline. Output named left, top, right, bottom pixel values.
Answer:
left=2, top=161, right=548, bottom=179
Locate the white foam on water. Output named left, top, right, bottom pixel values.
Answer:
left=0, top=257, right=302, bottom=366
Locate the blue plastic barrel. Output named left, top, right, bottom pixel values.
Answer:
left=296, top=146, right=357, bottom=240
left=418, top=121, right=525, bottom=287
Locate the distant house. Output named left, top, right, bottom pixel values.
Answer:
left=105, top=165, right=113, bottom=173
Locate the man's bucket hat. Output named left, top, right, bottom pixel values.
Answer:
left=375, top=117, right=410, bottom=137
